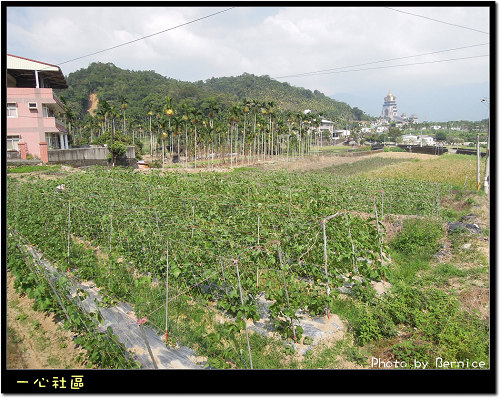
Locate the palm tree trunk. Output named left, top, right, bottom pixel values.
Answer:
left=194, top=127, right=197, bottom=169
left=149, top=116, right=152, bottom=156
left=185, top=126, right=188, bottom=166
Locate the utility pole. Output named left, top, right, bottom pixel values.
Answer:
left=477, top=133, right=481, bottom=190
left=481, top=98, right=490, bottom=194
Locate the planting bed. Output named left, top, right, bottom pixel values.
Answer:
left=6, top=163, right=483, bottom=369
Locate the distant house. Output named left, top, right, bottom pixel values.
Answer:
left=418, top=135, right=435, bottom=145
left=333, top=129, right=350, bottom=139
left=402, top=134, right=435, bottom=146
left=402, top=134, right=419, bottom=144
left=319, top=118, right=335, bottom=134
left=7, top=54, right=69, bottom=161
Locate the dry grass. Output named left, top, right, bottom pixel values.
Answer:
left=362, top=153, right=485, bottom=190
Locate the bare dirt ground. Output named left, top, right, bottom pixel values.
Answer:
left=258, top=151, right=436, bottom=172
left=437, top=192, right=490, bottom=320
left=6, top=271, right=87, bottom=369
left=139, top=150, right=428, bottom=174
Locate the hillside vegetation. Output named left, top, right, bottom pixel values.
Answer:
left=58, top=62, right=368, bottom=122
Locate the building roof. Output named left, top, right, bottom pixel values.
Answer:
left=7, top=54, right=68, bottom=89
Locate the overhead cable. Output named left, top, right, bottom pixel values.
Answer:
left=53, top=7, right=235, bottom=67
left=277, top=54, right=488, bottom=79
left=275, top=42, right=489, bottom=79
left=385, top=7, right=489, bottom=35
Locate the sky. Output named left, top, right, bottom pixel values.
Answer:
left=6, top=5, right=491, bottom=122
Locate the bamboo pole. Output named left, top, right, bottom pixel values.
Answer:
left=234, top=259, right=253, bottom=369
left=321, top=212, right=343, bottom=318
left=277, top=243, right=296, bottom=343
left=108, top=212, right=113, bottom=290
left=165, top=242, right=169, bottom=344
left=139, top=321, right=158, bottom=369
left=256, top=214, right=260, bottom=289
left=373, top=198, right=385, bottom=283
left=67, top=199, right=71, bottom=267
left=344, top=213, right=357, bottom=271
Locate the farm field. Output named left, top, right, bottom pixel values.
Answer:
left=6, top=151, right=490, bottom=369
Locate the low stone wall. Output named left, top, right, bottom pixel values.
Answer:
left=48, top=146, right=137, bottom=167
left=6, top=159, right=42, bottom=166
left=397, top=145, right=448, bottom=155
left=456, top=148, right=486, bottom=157
left=339, top=149, right=384, bottom=157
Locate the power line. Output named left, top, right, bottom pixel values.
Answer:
left=53, top=7, right=235, bottom=67
left=275, top=42, right=489, bottom=79
left=385, top=7, right=489, bottom=35
left=278, top=54, right=488, bottom=79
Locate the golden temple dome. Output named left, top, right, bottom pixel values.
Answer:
left=385, top=91, right=395, bottom=102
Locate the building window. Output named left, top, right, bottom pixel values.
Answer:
left=45, top=133, right=60, bottom=149
left=7, top=136, right=20, bottom=151
left=7, top=103, right=17, bottom=117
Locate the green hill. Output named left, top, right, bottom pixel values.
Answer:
left=58, top=62, right=370, bottom=123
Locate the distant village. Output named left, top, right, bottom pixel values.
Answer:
left=313, top=90, right=488, bottom=148
left=7, top=53, right=487, bottom=166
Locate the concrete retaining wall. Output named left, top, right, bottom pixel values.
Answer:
left=48, top=146, right=137, bottom=167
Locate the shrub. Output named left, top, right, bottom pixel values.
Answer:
left=390, top=218, right=443, bottom=258
left=392, top=340, right=435, bottom=368
left=108, top=142, right=127, bottom=164
left=437, top=311, right=489, bottom=366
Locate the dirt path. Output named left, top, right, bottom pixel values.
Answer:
left=6, top=271, right=87, bottom=369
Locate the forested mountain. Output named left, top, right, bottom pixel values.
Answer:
left=57, top=62, right=369, bottom=124
left=196, top=73, right=362, bottom=120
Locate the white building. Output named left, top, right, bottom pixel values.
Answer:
left=419, top=135, right=435, bottom=145
left=401, top=134, right=419, bottom=144
left=402, top=134, right=435, bottom=146
left=333, top=129, right=350, bottom=139
left=381, top=91, right=398, bottom=120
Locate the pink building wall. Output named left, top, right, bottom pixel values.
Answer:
left=7, top=87, right=68, bottom=158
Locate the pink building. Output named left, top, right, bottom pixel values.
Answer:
left=7, top=54, right=69, bottom=161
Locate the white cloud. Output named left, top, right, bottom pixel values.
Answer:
left=7, top=5, right=490, bottom=120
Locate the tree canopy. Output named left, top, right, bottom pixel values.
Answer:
left=57, top=62, right=370, bottom=125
